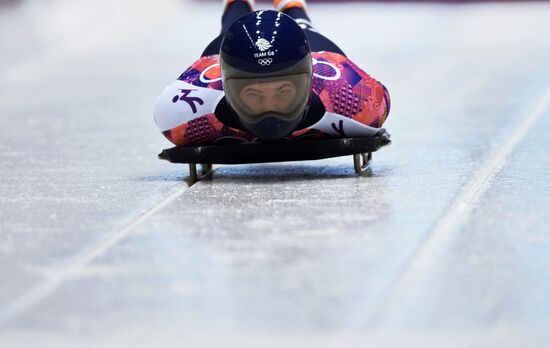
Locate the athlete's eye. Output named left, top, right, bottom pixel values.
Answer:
left=246, top=92, right=262, bottom=103
left=277, top=89, right=290, bottom=97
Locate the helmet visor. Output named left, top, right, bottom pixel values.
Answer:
left=224, top=73, right=311, bottom=124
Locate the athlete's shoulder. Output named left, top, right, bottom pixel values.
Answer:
left=312, top=51, right=348, bottom=63
left=154, top=55, right=225, bottom=133
left=310, top=51, right=390, bottom=127
left=309, top=51, right=365, bottom=116
left=178, top=55, right=223, bottom=91
left=311, top=51, right=371, bottom=83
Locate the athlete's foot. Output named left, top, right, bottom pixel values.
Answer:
left=274, top=0, right=307, bottom=12
left=224, top=0, right=255, bottom=11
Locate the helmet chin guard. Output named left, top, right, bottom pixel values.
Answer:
left=238, top=109, right=307, bottom=141
left=220, top=10, right=313, bottom=140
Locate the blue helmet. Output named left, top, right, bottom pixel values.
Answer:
left=220, top=10, right=313, bottom=140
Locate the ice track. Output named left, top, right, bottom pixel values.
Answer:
left=1, top=0, right=549, bottom=347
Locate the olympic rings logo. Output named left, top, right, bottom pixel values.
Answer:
left=199, top=63, right=222, bottom=84
left=257, top=58, right=273, bottom=66
left=312, top=58, right=341, bottom=81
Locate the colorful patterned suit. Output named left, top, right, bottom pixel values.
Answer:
left=154, top=51, right=390, bottom=146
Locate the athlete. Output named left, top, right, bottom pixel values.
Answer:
left=154, top=0, right=390, bottom=146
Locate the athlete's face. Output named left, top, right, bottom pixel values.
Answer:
left=239, top=80, right=297, bottom=115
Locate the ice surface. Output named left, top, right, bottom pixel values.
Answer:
left=0, top=0, right=549, bottom=347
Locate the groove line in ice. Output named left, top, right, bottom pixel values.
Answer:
left=0, top=179, right=199, bottom=327
left=368, top=85, right=550, bottom=326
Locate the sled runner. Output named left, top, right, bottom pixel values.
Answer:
left=158, top=129, right=390, bottom=184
